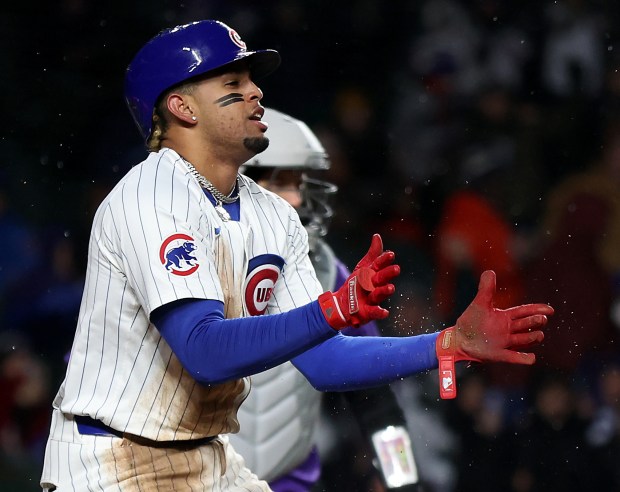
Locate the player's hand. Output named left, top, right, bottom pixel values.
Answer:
left=318, top=234, right=400, bottom=330
left=435, top=270, right=554, bottom=399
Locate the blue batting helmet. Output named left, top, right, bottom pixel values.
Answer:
left=125, top=20, right=281, bottom=141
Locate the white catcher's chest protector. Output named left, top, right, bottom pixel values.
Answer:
left=229, top=239, right=336, bottom=480
left=230, top=362, right=321, bottom=481
left=232, top=287, right=320, bottom=482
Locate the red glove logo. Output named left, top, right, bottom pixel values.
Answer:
left=319, top=235, right=400, bottom=330
left=348, top=276, right=359, bottom=314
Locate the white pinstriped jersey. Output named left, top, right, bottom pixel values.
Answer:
left=45, top=147, right=322, bottom=449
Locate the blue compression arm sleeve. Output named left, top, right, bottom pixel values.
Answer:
left=292, top=332, right=440, bottom=391
left=151, top=299, right=335, bottom=385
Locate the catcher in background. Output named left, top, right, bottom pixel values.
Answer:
left=40, top=19, right=553, bottom=491
left=237, top=107, right=420, bottom=491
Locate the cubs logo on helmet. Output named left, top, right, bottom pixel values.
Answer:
left=228, top=28, right=247, bottom=49
left=159, top=233, right=200, bottom=276
left=244, top=254, right=285, bottom=316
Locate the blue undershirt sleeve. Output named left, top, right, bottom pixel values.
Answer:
left=151, top=298, right=336, bottom=385
left=292, top=332, right=440, bottom=391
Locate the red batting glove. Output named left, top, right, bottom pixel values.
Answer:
left=435, top=270, right=554, bottom=399
left=318, top=234, right=400, bottom=330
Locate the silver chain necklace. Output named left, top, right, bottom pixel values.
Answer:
left=182, top=158, right=239, bottom=221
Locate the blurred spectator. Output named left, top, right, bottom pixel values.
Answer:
left=0, top=176, right=41, bottom=329
left=541, top=0, right=605, bottom=100
left=5, top=229, right=85, bottom=382
left=585, top=359, right=620, bottom=491
left=431, top=150, right=525, bottom=325
left=599, top=52, right=620, bottom=124
left=462, top=85, right=547, bottom=227
left=315, top=391, right=391, bottom=492
left=466, top=1, right=535, bottom=93
left=444, top=368, right=515, bottom=492
left=511, top=370, right=595, bottom=492
left=538, top=1, right=607, bottom=184
left=389, top=0, right=470, bottom=199
left=0, top=330, right=52, bottom=489
left=409, top=0, right=481, bottom=97
left=593, top=122, right=620, bottom=325
left=387, top=65, right=465, bottom=220
left=525, top=120, right=620, bottom=375
left=313, top=85, right=394, bottom=261
left=363, top=185, right=438, bottom=309
left=526, top=190, right=616, bottom=372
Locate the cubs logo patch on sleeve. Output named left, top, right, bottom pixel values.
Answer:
left=159, top=233, right=200, bottom=276
left=243, top=254, right=285, bottom=316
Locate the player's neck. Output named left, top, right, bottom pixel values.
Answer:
left=167, top=142, right=241, bottom=195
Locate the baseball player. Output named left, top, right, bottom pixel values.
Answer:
left=234, top=107, right=421, bottom=491
left=40, top=19, right=554, bottom=491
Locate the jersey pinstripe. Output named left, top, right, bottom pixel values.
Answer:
left=42, top=147, right=323, bottom=488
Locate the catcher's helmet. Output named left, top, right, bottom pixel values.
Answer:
left=243, top=108, right=337, bottom=244
left=243, top=108, right=329, bottom=171
left=125, top=20, right=281, bottom=141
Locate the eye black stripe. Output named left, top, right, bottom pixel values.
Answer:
left=214, top=93, right=244, bottom=107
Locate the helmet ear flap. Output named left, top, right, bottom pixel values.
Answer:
left=124, top=20, right=280, bottom=143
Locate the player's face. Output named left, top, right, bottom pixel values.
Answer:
left=190, top=66, right=268, bottom=159
left=258, top=170, right=304, bottom=208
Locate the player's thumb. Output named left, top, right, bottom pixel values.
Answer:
left=355, top=233, right=384, bottom=270
left=368, top=233, right=383, bottom=258
left=474, top=270, right=496, bottom=307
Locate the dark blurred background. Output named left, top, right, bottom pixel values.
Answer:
left=3, top=1, right=620, bottom=490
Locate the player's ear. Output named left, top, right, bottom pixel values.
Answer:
left=166, top=93, right=198, bottom=126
